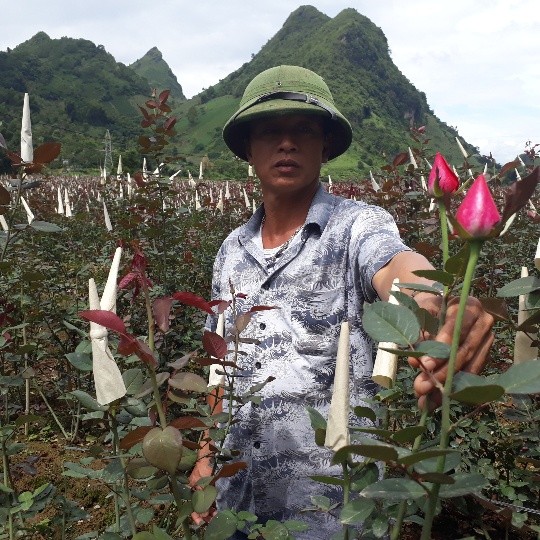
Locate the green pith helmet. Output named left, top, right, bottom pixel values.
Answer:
left=222, top=65, right=352, bottom=161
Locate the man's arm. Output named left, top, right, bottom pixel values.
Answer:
left=372, top=250, right=495, bottom=408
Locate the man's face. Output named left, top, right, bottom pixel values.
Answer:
left=246, top=114, right=329, bottom=195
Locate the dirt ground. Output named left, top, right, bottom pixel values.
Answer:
left=8, top=436, right=538, bottom=540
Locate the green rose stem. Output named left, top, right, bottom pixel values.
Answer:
left=342, top=462, right=351, bottom=540
left=142, top=282, right=193, bottom=539
left=142, top=281, right=167, bottom=429
left=437, top=199, right=450, bottom=325
left=420, top=239, right=482, bottom=540
left=1, top=436, right=14, bottom=540
left=437, top=200, right=450, bottom=267
left=391, top=406, right=429, bottom=539
left=109, top=406, right=137, bottom=536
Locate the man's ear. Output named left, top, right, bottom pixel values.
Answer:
left=244, top=137, right=252, bottom=163
left=322, top=134, right=332, bottom=163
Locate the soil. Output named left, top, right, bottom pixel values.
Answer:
left=8, top=436, right=538, bottom=539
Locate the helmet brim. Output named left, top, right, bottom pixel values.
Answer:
left=222, top=98, right=352, bottom=162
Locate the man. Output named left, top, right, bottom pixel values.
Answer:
left=191, top=65, right=494, bottom=538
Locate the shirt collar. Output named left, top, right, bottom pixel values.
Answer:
left=239, top=182, right=338, bottom=245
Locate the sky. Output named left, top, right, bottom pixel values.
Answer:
left=1, top=0, right=538, bottom=164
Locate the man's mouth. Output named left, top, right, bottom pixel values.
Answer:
left=274, top=159, right=299, bottom=169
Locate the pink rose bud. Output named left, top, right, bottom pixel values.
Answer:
left=428, top=152, right=460, bottom=196
left=455, top=174, right=501, bottom=238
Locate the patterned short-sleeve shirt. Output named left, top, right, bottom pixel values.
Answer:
left=209, top=183, right=409, bottom=538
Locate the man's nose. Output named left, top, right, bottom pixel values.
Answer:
left=277, top=130, right=298, bottom=152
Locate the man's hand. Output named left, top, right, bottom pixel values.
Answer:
left=409, top=293, right=495, bottom=409
left=189, top=453, right=216, bottom=525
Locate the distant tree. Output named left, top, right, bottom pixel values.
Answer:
left=187, top=105, right=198, bottom=126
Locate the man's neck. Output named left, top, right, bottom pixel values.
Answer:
left=260, top=182, right=319, bottom=248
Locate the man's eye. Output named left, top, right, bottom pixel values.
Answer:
left=297, top=126, right=317, bottom=135
left=257, top=127, right=278, bottom=137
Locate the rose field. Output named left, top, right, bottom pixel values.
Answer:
left=1, top=102, right=540, bottom=540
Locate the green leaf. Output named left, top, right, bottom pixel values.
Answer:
left=451, top=385, right=504, bottom=405
left=494, top=360, right=540, bottom=394
left=363, top=302, right=420, bottom=346
left=398, top=449, right=459, bottom=468
left=439, top=473, right=488, bottom=498
left=65, top=352, right=92, bottom=372
left=414, top=340, right=450, bottom=359
left=516, top=308, right=540, bottom=331
left=132, top=534, right=156, bottom=540
left=192, top=485, right=217, bottom=514
left=397, top=282, right=443, bottom=295
left=391, top=425, right=426, bottom=443
left=29, top=220, right=63, bottom=232
left=332, top=443, right=399, bottom=465
left=412, top=270, right=454, bottom=286
left=413, top=451, right=461, bottom=474
left=169, top=372, right=208, bottom=393
left=353, top=406, right=377, bottom=423
left=306, top=405, right=327, bottom=430
left=361, top=478, right=426, bottom=500
left=204, top=510, right=238, bottom=540
left=390, top=290, right=420, bottom=312
left=340, top=498, right=376, bottom=525
left=419, top=473, right=455, bottom=484
left=309, top=475, right=346, bottom=486
left=123, top=368, right=144, bottom=394
left=452, top=372, right=505, bottom=403
left=350, top=462, right=380, bottom=492
left=497, top=276, right=540, bottom=297
left=444, top=243, right=470, bottom=277
left=69, top=390, right=108, bottom=411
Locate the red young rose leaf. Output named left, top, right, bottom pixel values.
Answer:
left=197, top=357, right=238, bottom=369
left=235, top=312, right=253, bottom=333
left=499, top=160, right=520, bottom=176
left=118, top=272, right=138, bottom=290
left=79, top=310, right=127, bottom=334
left=158, top=89, right=171, bottom=104
left=133, top=338, right=158, bottom=368
left=163, top=116, right=177, bottom=131
left=138, top=105, right=151, bottom=120
left=249, top=305, right=278, bottom=312
left=173, top=292, right=214, bottom=315
left=6, top=151, right=22, bottom=166
left=119, top=426, right=152, bottom=450
left=153, top=296, right=174, bottom=333
left=0, top=184, right=10, bottom=208
left=209, top=300, right=230, bottom=314
left=501, top=166, right=540, bottom=224
left=168, top=416, right=207, bottom=430
left=202, top=331, right=228, bottom=359
left=33, top=142, right=61, bottom=164
left=133, top=172, right=145, bottom=187
left=118, top=333, right=138, bottom=356
left=393, top=152, right=409, bottom=167
left=211, top=462, right=248, bottom=484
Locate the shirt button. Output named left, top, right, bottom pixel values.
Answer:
left=259, top=323, right=266, bottom=330
left=255, top=362, right=261, bottom=369
left=253, top=441, right=261, bottom=449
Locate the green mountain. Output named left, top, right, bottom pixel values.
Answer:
left=130, top=47, right=185, bottom=101
left=174, top=5, right=480, bottom=177
left=0, top=32, right=150, bottom=171
left=0, top=9, right=482, bottom=177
